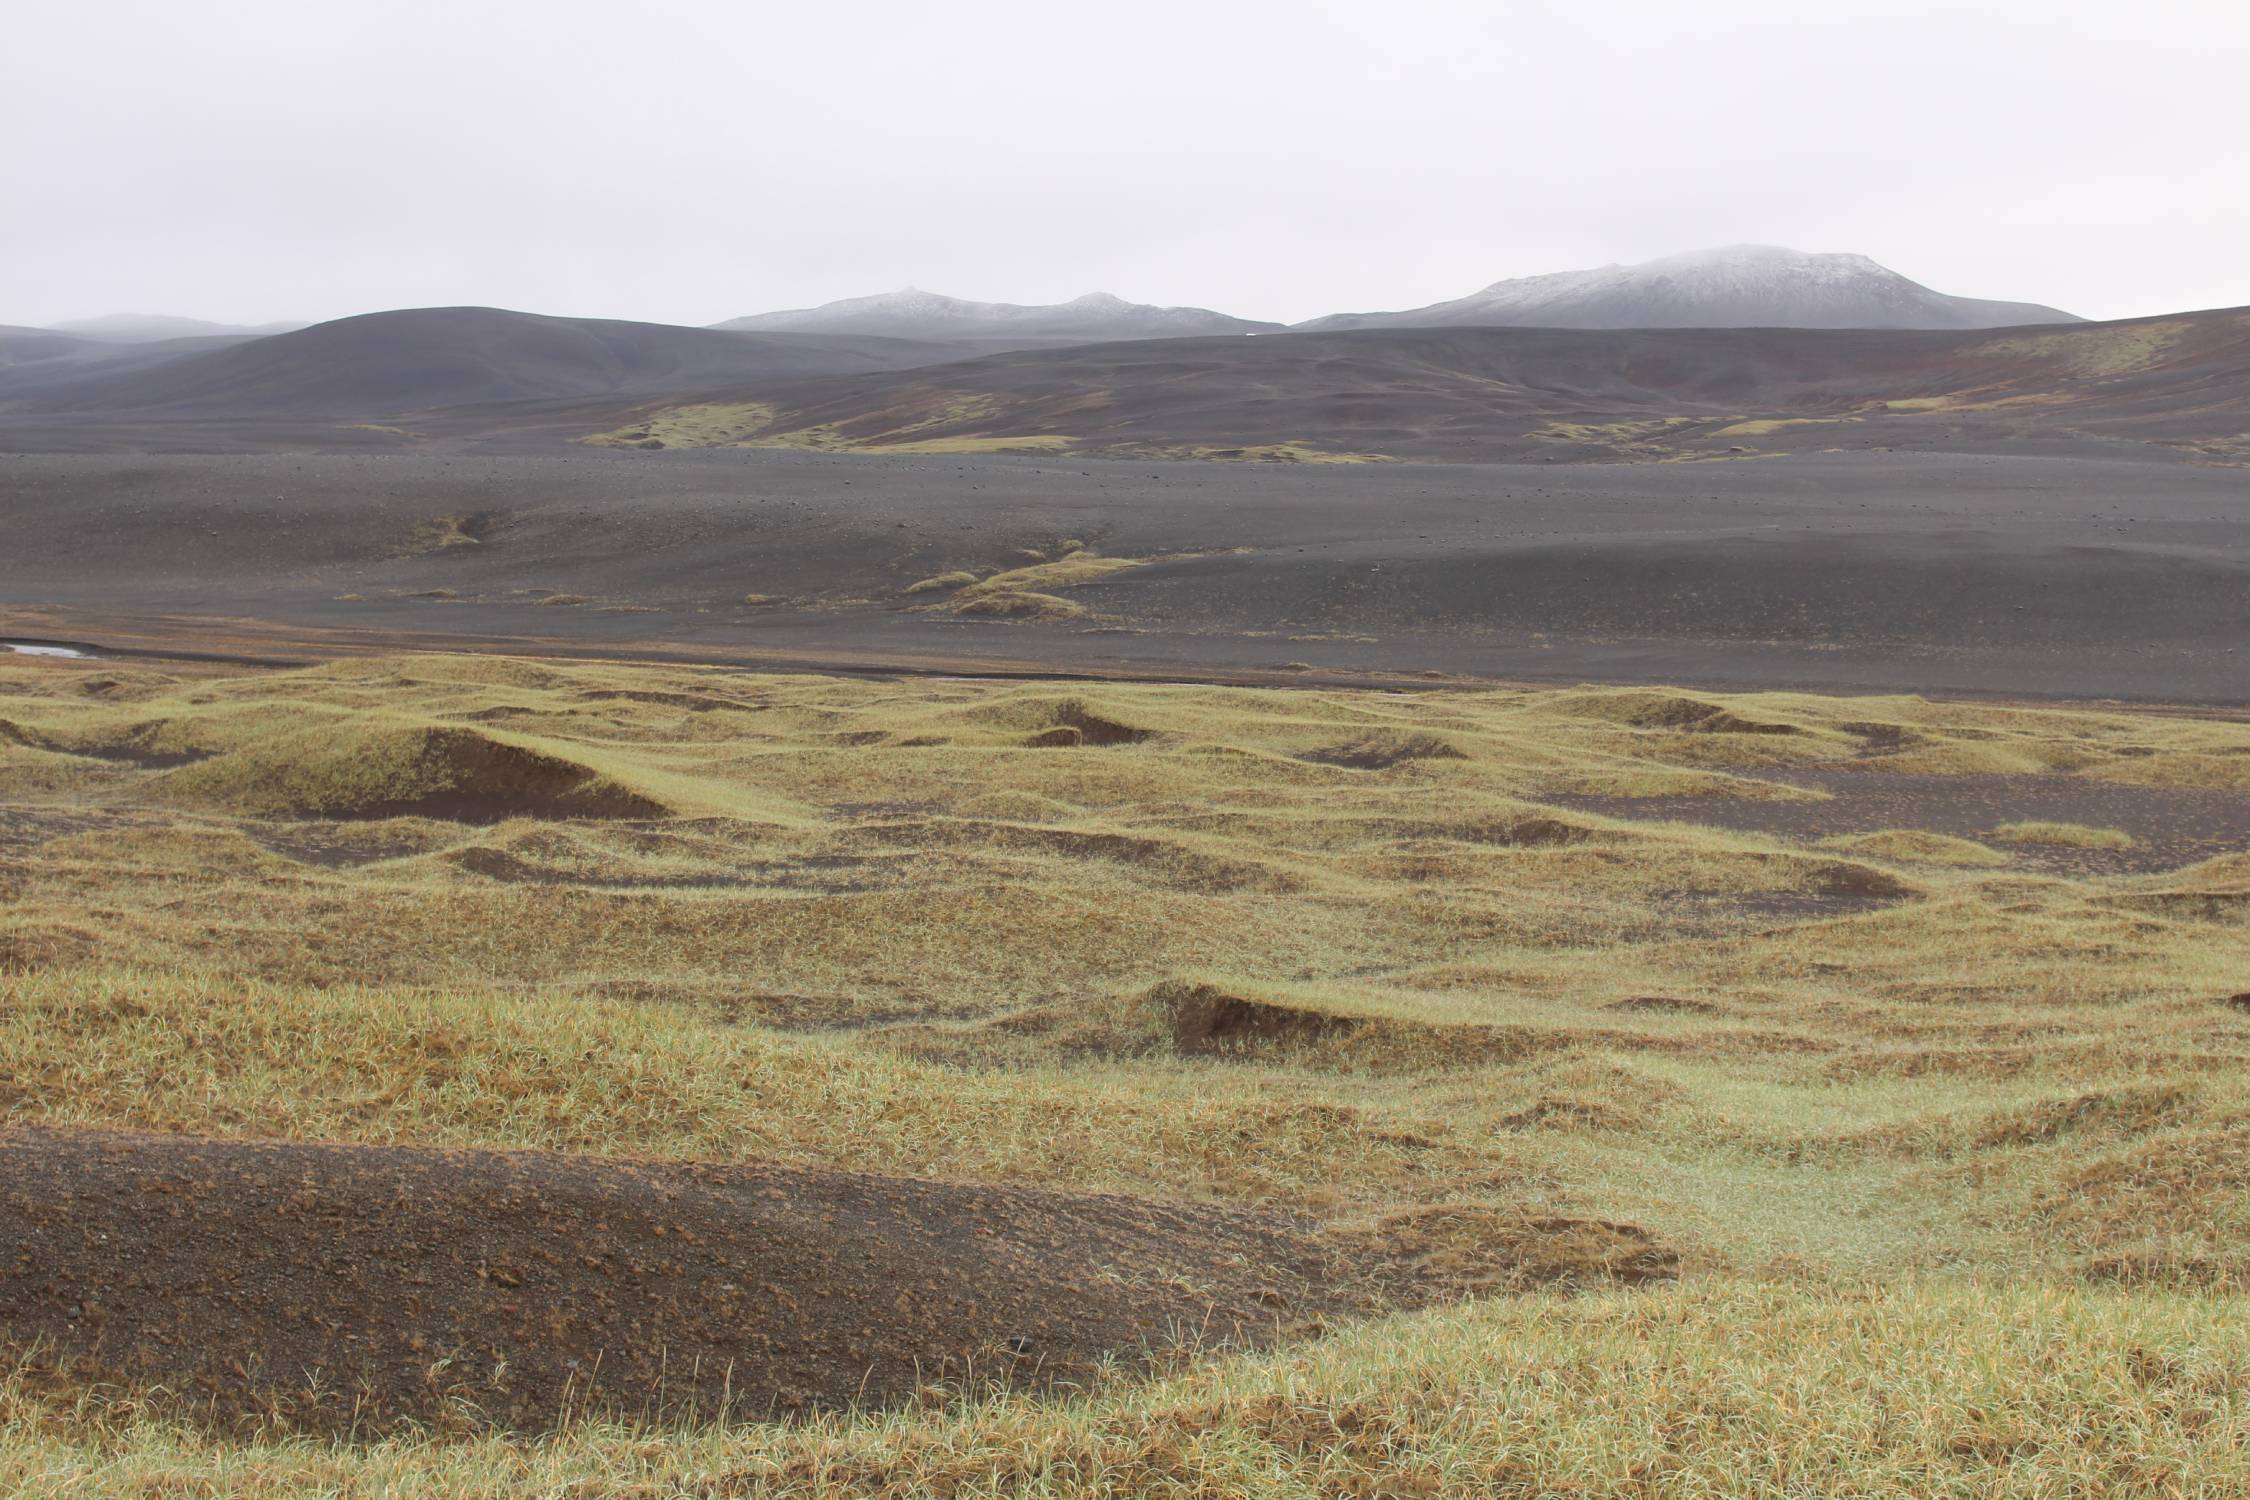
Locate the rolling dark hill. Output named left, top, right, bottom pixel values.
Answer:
left=1295, top=245, right=2082, bottom=332
left=5, top=307, right=994, bottom=418
left=0, top=326, right=263, bottom=400
left=572, top=306, right=2250, bottom=464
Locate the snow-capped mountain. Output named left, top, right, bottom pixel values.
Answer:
left=1294, top=246, right=2082, bottom=332
left=713, top=288, right=1280, bottom=343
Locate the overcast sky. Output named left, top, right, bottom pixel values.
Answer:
left=6, top=0, right=2244, bottom=329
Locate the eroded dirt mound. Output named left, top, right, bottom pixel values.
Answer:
left=153, top=725, right=669, bottom=823
left=1567, top=691, right=1804, bottom=737
left=1150, top=981, right=1548, bottom=1069
left=1161, top=980, right=1360, bottom=1054
left=1300, top=733, right=1467, bottom=770
left=0, top=718, right=57, bottom=752
left=0, top=1129, right=1670, bottom=1434
left=0, top=1129, right=1332, bottom=1432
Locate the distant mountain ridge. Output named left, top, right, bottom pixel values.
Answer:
left=1295, top=245, right=2083, bottom=332
left=48, top=313, right=310, bottom=342
left=715, top=288, right=1282, bottom=344
left=5, top=307, right=998, bottom=418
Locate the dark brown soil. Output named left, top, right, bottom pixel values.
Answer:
left=0, top=1129, right=1319, bottom=1431
left=0, top=1129, right=1659, bottom=1435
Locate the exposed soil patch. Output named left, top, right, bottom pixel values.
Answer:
left=0, top=1129, right=1669, bottom=1434
left=1039, top=703, right=1151, bottom=747
left=1149, top=982, right=1547, bottom=1069
left=1162, top=981, right=1360, bottom=1055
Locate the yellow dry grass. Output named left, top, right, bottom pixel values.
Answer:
left=1994, top=819, right=2138, bottom=850
left=3, top=649, right=2248, bottom=1489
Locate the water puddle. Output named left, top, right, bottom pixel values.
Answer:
left=2, top=641, right=97, bottom=659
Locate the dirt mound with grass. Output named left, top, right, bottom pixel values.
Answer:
left=0, top=718, right=55, bottom=752
left=1563, top=690, right=1805, bottom=737
left=1151, top=982, right=1547, bottom=1069
left=947, top=589, right=1086, bottom=622
left=1300, top=733, right=1467, bottom=770
left=965, top=695, right=1152, bottom=746
left=886, top=982, right=1555, bottom=1074
left=148, top=724, right=669, bottom=823
left=0, top=1129, right=1668, bottom=1433
left=1023, top=702, right=1151, bottom=748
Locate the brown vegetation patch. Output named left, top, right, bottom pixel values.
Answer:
left=2035, top=1125, right=2250, bottom=1251
left=1150, top=982, right=1547, bottom=1070
left=1970, top=1086, right=2194, bottom=1150
left=1607, top=994, right=1721, bottom=1016
left=1335, top=1207, right=1679, bottom=1303
left=0, top=921, right=100, bottom=973
left=946, top=590, right=1086, bottom=622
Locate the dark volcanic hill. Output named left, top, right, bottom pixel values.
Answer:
left=1296, top=245, right=2082, bottom=332
left=571, top=306, right=2250, bottom=464
left=715, top=287, right=1281, bottom=344
left=7, top=307, right=990, bottom=418
left=0, top=326, right=264, bottom=400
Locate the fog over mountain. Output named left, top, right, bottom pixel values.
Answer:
left=1296, top=246, right=2084, bottom=332
left=7, top=307, right=986, bottom=418
left=47, top=314, right=309, bottom=343
left=716, top=289, right=1281, bottom=345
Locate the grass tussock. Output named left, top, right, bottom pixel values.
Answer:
left=1995, top=819, right=2138, bottom=850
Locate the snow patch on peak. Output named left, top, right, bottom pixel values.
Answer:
left=1297, top=245, right=2081, bottom=332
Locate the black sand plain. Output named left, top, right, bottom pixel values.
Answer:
left=3, top=445, right=2243, bottom=702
